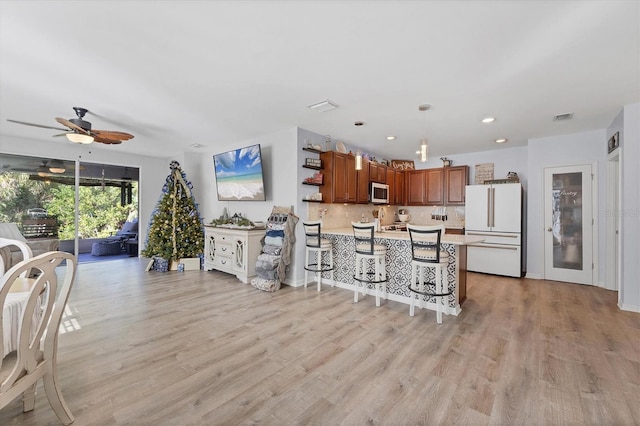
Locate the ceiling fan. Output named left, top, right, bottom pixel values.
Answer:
left=7, top=107, right=134, bottom=145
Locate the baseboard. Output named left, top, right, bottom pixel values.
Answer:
left=525, top=272, right=543, bottom=279
left=619, top=302, right=640, bottom=313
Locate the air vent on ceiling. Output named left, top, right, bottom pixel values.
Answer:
left=307, top=99, right=339, bottom=112
left=553, top=113, right=574, bottom=121
left=190, top=143, right=206, bottom=149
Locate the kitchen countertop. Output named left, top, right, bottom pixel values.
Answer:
left=322, top=228, right=484, bottom=246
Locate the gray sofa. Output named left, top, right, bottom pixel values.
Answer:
left=0, top=223, right=59, bottom=269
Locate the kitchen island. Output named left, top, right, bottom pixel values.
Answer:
left=320, top=228, right=484, bottom=315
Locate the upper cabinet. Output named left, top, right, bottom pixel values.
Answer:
left=356, top=159, right=370, bottom=204
left=320, top=151, right=357, bottom=203
left=406, top=170, right=427, bottom=205
left=444, top=166, right=469, bottom=205
left=386, top=167, right=404, bottom=205
left=405, top=165, right=469, bottom=206
left=425, top=168, right=444, bottom=205
left=369, top=162, right=387, bottom=183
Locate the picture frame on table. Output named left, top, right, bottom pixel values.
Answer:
left=608, top=131, right=619, bottom=154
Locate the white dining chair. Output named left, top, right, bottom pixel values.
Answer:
left=0, top=237, right=33, bottom=278
left=0, top=250, right=77, bottom=425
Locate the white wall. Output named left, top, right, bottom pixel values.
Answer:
left=620, top=103, right=640, bottom=311
left=420, top=145, right=529, bottom=188
left=0, top=135, right=169, bottom=250
left=526, top=129, right=606, bottom=282
left=190, top=127, right=301, bottom=283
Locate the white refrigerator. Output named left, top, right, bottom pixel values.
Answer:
left=465, top=182, right=524, bottom=277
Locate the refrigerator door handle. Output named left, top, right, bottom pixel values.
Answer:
left=486, top=188, right=492, bottom=228
left=490, top=187, right=496, bottom=228
left=471, top=243, right=519, bottom=250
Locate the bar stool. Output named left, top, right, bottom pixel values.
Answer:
left=302, top=220, right=334, bottom=291
left=351, top=222, right=387, bottom=306
left=407, top=224, right=451, bottom=324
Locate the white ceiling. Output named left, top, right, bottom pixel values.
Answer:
left=1, top=1, right=638, bottom=162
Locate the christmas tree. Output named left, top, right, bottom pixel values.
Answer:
left=142, top=161, right=204, bottom=261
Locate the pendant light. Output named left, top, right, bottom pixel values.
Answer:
left=418, top=104, right=430, bottom=162
left=355, top=150, right=363, bottom=170
left=420, top=138, right=428, bottom=162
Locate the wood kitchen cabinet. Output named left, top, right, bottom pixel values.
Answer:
left=386, top=168, right=404, bottom=205
left=405, top=165, right=468, bottom=206
left=444, top=165, right=469, bottom=205
left=394, top=169, right=404, bottom=205
left=320, top=151, right=357, bottom=203
left=425, top=168, right=444, bottom=205
left=356, top=158, right=370, bottom=204
left=369, top=162, right=387, bottom=183
left=406, top=170, right=427, bottom=205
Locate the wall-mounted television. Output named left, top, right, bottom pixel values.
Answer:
left=213, top=144, right=266, bottom=201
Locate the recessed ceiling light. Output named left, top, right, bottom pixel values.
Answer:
left=354, top=121, right=365, bottom=126
left=307, top=99, right=339, bottom=112
left=495, top=138, right=508, bottom=144
left=386, top=136, right=396, bottom=140
left=482, top=117, right=496, bottom=123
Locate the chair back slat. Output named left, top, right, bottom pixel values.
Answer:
left=0, top=238, right=33, bottom=276
left=352, top=222, right=376, bottom=255
left=407, top=224, right=446, bottom=264
left=302, top=220, right=323, bottom=248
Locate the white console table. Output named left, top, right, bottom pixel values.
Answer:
left=203, top=225, right=265, bottom=283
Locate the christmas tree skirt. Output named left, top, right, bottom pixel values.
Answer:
left=170, top=258, right=201, bottom=271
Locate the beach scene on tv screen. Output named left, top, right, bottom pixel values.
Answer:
left=214, top=145, right=265, bottom=201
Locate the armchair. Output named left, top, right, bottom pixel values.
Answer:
left=0, top=223, right=59, bottom=270
left=106, top=219, right=138, bottom=244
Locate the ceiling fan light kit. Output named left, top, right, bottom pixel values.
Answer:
left=66, top=133, right=95, bottom=144
left=48, top=159, right=66, bottom=173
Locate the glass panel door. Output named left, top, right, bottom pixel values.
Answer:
left=544, top=165, right=593, bottom=284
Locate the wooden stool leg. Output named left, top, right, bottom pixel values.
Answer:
left=316, top=250, right=322, bottom=292
left=375, top=257, right=381, bottom=307
left=410, top=263, right=416, bottom=316
left=381, top=256, right=387, bottom=301
left=436, top=265, right=442, bottom=324
left=304, top=248, right=310, bottom=288
left=329, top=248, right=335, bottom=287
left=354, top=257, right=360, bottom=303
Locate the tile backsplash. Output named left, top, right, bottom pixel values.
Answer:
left=307, top=204, right=466, bottom=229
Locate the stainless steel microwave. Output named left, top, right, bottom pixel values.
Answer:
left=370, top=182, right=389, bottom=204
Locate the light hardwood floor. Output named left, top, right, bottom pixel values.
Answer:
left=1, top=257, right=638, bottom=425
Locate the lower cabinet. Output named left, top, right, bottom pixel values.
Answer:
left=203, top=225, right=265, bottom=283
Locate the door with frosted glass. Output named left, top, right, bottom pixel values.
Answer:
left=544, top=165, right=593, bottom=284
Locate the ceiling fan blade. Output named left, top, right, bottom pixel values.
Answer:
left=93, top=135, right=123, bottom=145
left=55, top=117, right=91, bottom=134
left=92, top=130, right=134, bottom=141
left=7, top=119, right=69, bottom=132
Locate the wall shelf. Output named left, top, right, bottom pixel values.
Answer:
left=302, top=199, right=323, bottom=203
left=302, top=181, right=322, bottom=186
left=302, top=147, right=323, bottom=154
left=302, top=164, right=322, bottom=171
